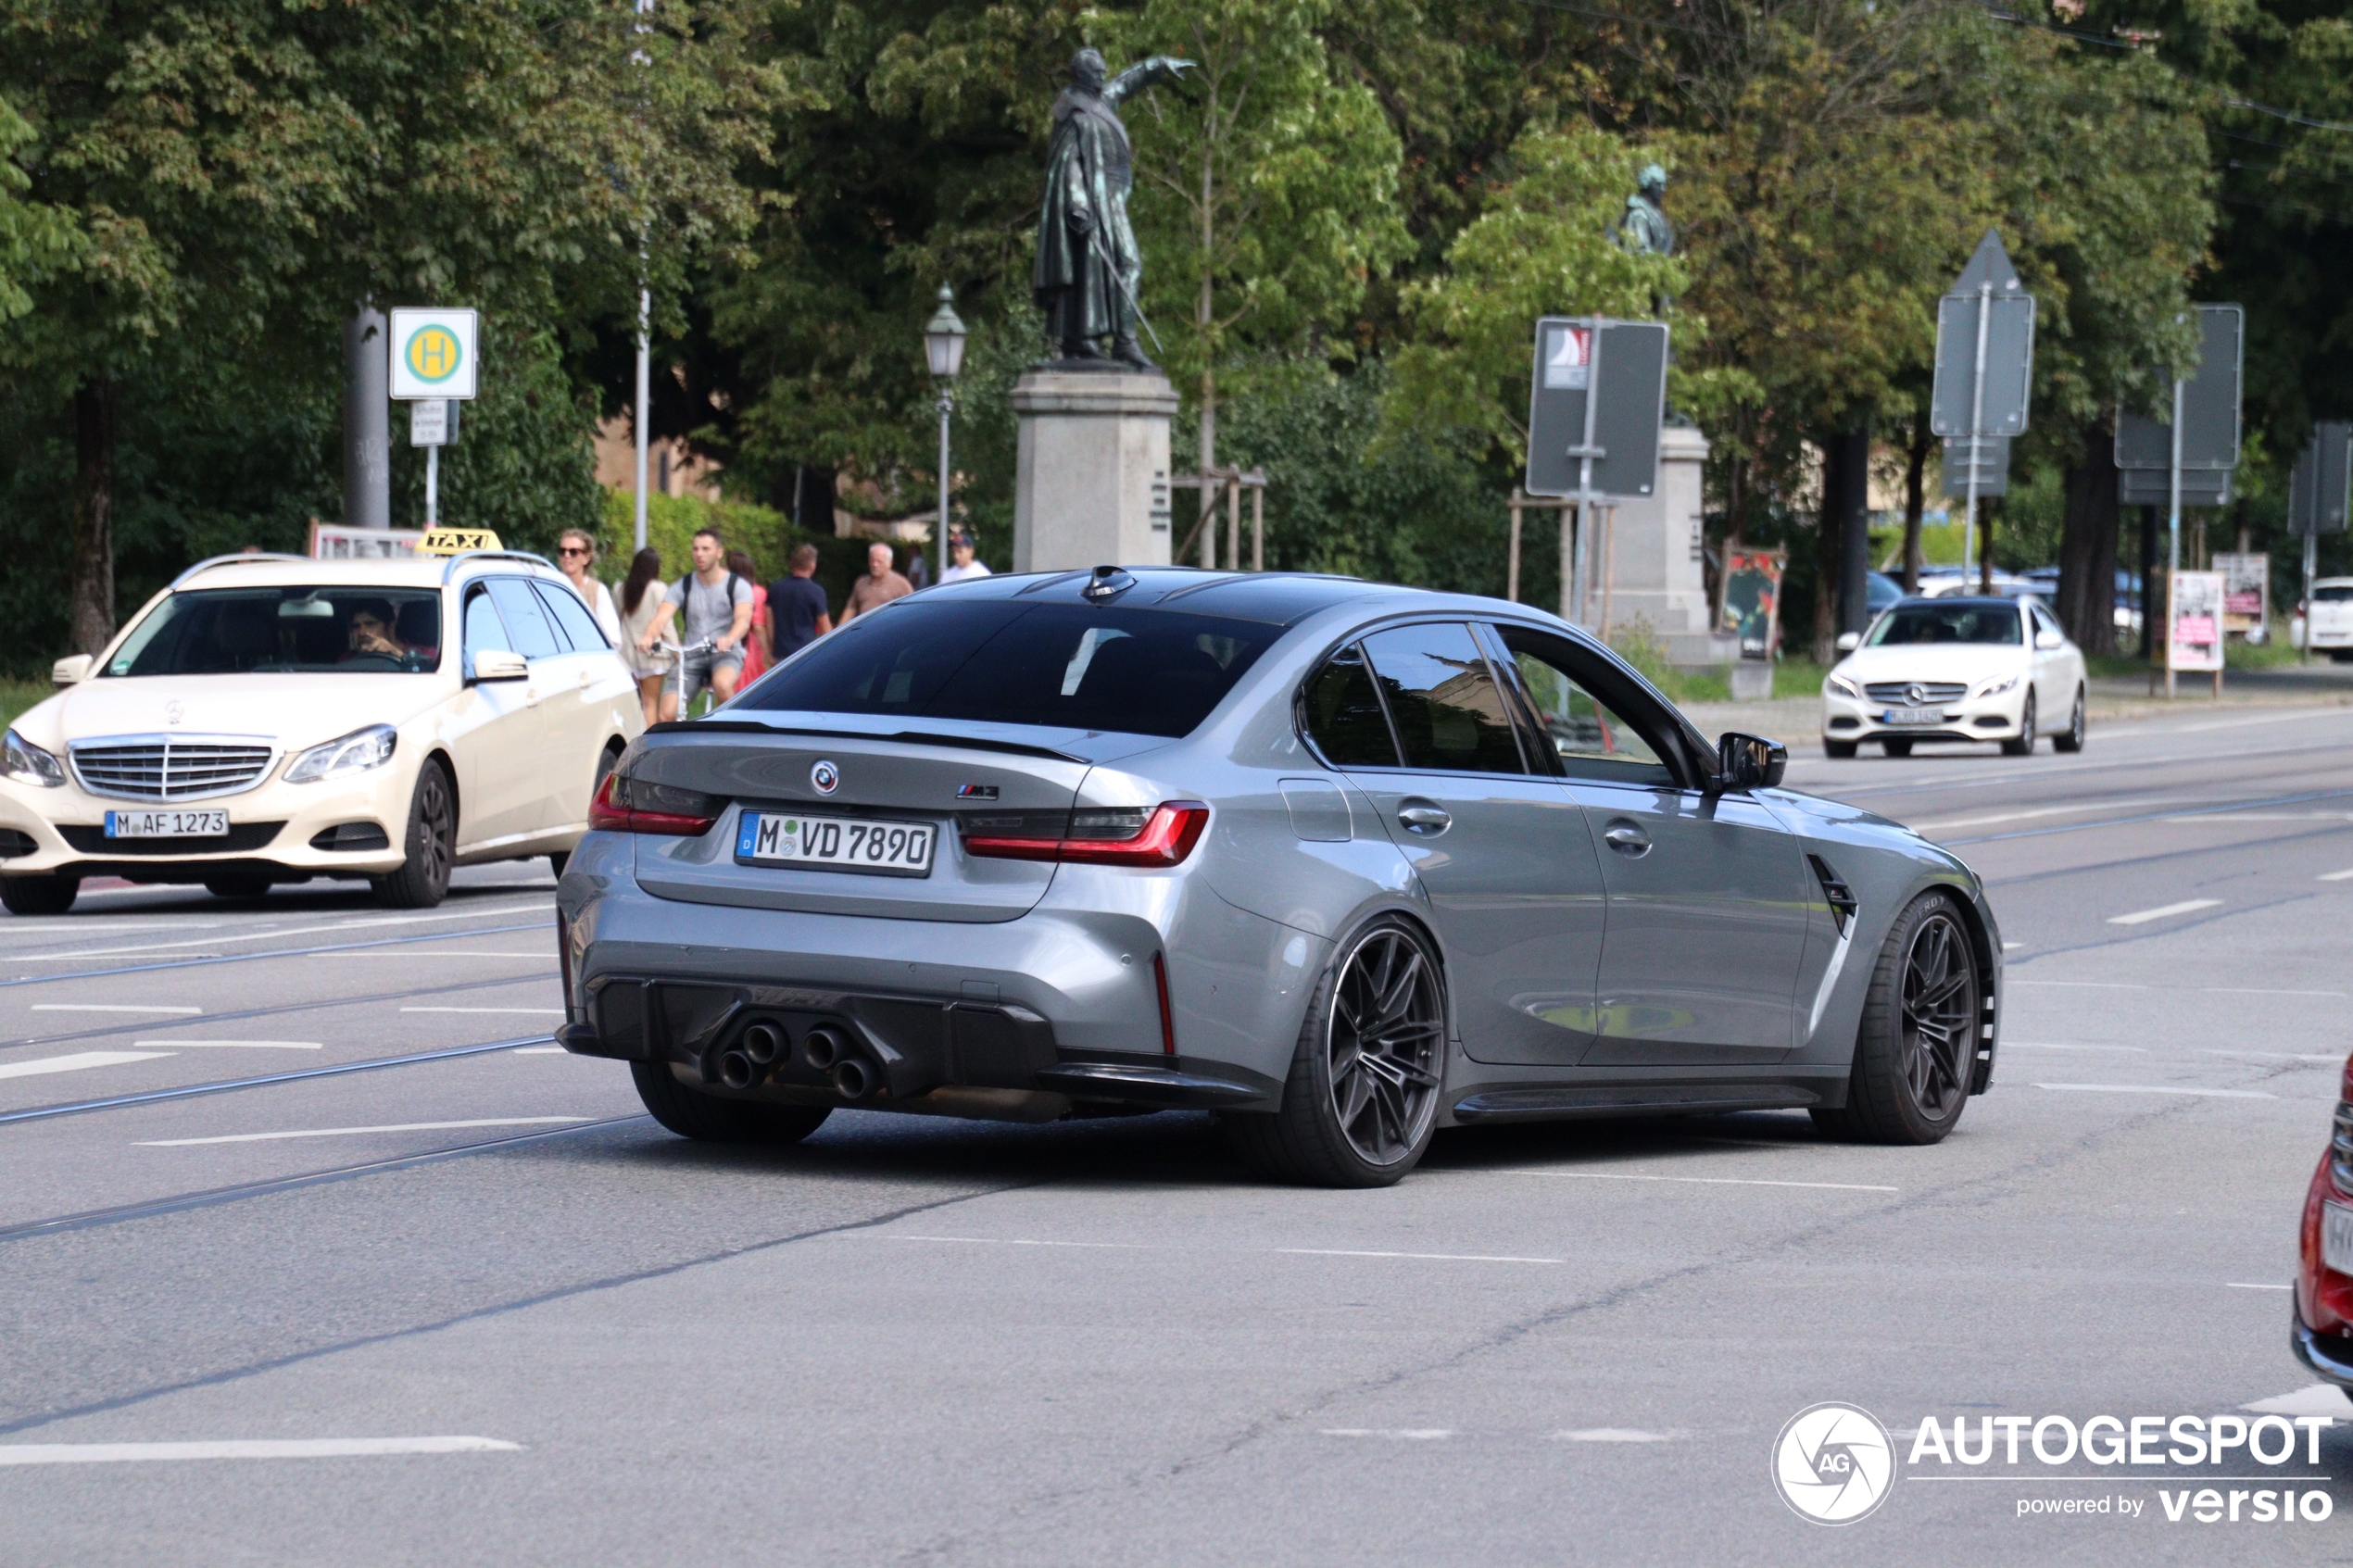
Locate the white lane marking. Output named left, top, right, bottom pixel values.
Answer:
left=0, top=920, right=223, bottom=934
left=2174, top=708, right=2353, bottom=734
left=2108, top=898, right=2223, bottom=925
left=2225, top=1282, right=2293, bottom=1291
left=2008, top=980, right=2145, bottom=989
left=2200, top=1049, right=2344, bottom=1063
left=2035, top=1083, right=2277, bottom=1099
left=2001, top=1041, right=2146, bottom=1053
left=135, top=1116, right=591, bottom=1148
left=399, top=1007, right=565, bottom=1015
left=2201, top=986, right=2347, bottom=998
left=321, top=951, right=549, bottom=960
left=2162, top=812, right=2353, bottom=822
left=0, top=1050, right=172, bottom=1081
left=131, top=1039, right=321, bottom=1050
left=1911, top=798, right=2185, bottom=833
left=2003, top=942, right=2024, bottom=950
left=0, top=1436, right=521, bottom=1466
left=2322, top=869, right=2353, bottom=882
left=1276, top=1248, right=1563, bottom=1264
left=512, top=1047, right=565, bottom=1054
left=1321, top=1429, right=1453, bottom=1440
left=1496, top=1169, right=1897, bottom=1193
left=2244, top=1386, right=2353, bottom=1416
left=857, top=1236, right=1150, bottom=1250
left=1553, top=1429, right=1681, bottom=1443
left=28, top=1004, right=199, bottom=1014
left=4, top=902, right=552, bottom=960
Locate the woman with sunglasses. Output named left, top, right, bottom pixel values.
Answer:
left=555, top=529, right=623, bottom=644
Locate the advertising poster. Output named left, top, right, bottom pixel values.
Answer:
left=2212, top=551, right=2269, bottom=634
left=309, top=521, right=424, bottom=559
left=1718, top=546, right=1785, bottom=660
left=2166, top=570, right=2225, bottom=671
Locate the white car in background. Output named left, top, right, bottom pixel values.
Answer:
left=2291, top=578, right=2353, bottom=660
left=0, top=551, right=642, bottom=915
left=1820, top=596, right=2087, bottom=759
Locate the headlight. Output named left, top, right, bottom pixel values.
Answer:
left=2, top=729, right=66, bottom=788
left=1824, top=674, right=1860, bottom=700
left=1971, top=674, right=2020, bottom=699
left=284, top=724, right=397, bottom=784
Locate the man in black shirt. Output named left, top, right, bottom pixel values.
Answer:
left=768, top=543, right=834, bottom=659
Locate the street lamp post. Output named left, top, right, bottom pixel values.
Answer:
left=924, top=285, right=968, bottom=585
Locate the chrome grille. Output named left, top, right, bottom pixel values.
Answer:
left=1864, top=681, right=1968, bottom=707
left=69, top=736, right=275, bottom=801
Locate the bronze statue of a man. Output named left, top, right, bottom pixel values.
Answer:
left=1612, top=163, right=1674, bottom=257
left=1032, top=48, right=1191, bottom=369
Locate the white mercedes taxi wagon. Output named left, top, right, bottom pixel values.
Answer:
left=0, top=551, right=642, bottom=914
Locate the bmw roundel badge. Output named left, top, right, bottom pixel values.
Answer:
left=811, top=759, right=840, bottom=796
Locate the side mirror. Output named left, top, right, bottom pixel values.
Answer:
left=2034, top=630, right=2064, bottom=650
left=50, top=655, right=92, bottom=686
left=1834, top=631, right=1861, bottom=654
left=471, top=649, right=529, bottom=683
left=1715, top=732, right=1789, bottom=793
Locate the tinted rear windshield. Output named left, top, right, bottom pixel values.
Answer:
left=107, top=587, right=444, bottom=675
left=1868, top=603, right=2021, bottom=646
left=736, top=600, right=1271, bottom=737
left=2316, top=585, right=2353, bottom=603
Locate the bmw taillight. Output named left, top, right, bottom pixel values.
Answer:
left=589, top=771, right=718, bottom=836
left=963, top=802, right=1210, bottom=867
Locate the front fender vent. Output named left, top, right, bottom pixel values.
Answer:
left=1808, top=854, right=1858, bottom=935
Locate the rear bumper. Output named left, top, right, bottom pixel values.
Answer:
left=2292, top=1304, right=2353, bottom=1389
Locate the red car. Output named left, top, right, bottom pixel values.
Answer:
left=2296, top=1050, right=2353, bottom=1391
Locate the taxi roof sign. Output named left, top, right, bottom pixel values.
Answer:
left=389, top=308, right=479, bottom=401
left=419, top=528, right=500, bottom=557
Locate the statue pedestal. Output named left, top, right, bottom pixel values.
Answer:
left=1601, top=423, right=1732, bottom=667
left=1012, top=368, right=1179, bottom=573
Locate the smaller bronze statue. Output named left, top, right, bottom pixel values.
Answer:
left=1611, top=163, right=1674, bottom=258
left=1033, top=48, right=1193, bottom=369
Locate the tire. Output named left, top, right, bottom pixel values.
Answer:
left=372, top=759, right=455, bottom=909
left=1824, top=891, right=1981, bottom=1145
left=630, top=1060, right=832, bottom=1144
left=1881, top=738, right=1913, bottom=758
left=2052, top=686, right=2086, bottom=753
left=2000, top=693, right=2037, bottom=756
left=1823, top=737, right=1858, bottom=759
left=204, top=875, right=272, bottom=900
left=1226, top=914, right=1447, bottom=1187
left=0, top=873, right=79, bottom=916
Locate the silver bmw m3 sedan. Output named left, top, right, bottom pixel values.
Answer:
left=556, top=566, right=2002, bottom=1186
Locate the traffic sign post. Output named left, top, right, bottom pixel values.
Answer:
left=2289, top=422, right=2352, bottom=664
left=388, top=309, right=479, bottom=533
left=2115, top=305, right=2243, bottom=696
left=1526, top=317, right=1668, bottom=626
left=1930, top=232, right=2036, bottom=585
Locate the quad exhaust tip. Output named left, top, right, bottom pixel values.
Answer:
left=831, top=1056, right=875, bottom=1099
left=802, top=1025, right=849, bottom=1073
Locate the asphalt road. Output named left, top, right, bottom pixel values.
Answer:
left=3, top=703, right=2350, bottom=1565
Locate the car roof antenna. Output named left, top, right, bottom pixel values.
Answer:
left=1082, top=565, right=1136, bottom=602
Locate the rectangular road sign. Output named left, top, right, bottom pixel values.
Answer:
left=2120, top=467, right=2231, bottom=508
left=1525, top=318, right=1668, bottom=500
left=1941, top=435, right=2011, bottom=499
left=2115, top=305, right=2243, bottom=470
left=388, top=307, right=479, bottom=401
left=2289, top=422, right=2352, bottom=534
left=409, top=399, right=448, bottom=446
left=1930, top=298, right=2035, bottom=440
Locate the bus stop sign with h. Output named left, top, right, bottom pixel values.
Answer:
left=388, top=308, right=480, bottom=532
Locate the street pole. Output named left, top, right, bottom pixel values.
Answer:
left=1566, top=320, right=1607, bottom=628
left=2305, top=531, right=2318, bottom=667
left=2165, top=374, right=2183, bottom=698
left=635, top=285, right=650, bottom=550
left=343, top=305, right=390, bottom=530
left=936, top=388, right=953, bottom=583
left=1962, top=280, right=1989, bottom=586
left=425, top=443, right=439, bottom=531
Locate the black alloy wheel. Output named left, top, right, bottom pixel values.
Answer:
left=1228, top=916, right=1447, bottom=1186
left=1814, top=891, right=1981, bottom=1145
left=2001, top=692, right=2038, bottom=756
left=373, top=760, right=454, bottom=909
left=2053, top=686, right=2086, bottom=753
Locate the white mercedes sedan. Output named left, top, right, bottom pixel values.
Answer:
left=1820, top=596, right=2087, bottom=759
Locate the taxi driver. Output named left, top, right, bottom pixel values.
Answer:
left=347, top=601, right=408, bottom=659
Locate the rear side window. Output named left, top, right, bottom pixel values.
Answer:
left=2317, top=585, right=2353, bottom=603
left=735, top=600, right=1271, bottom=738
left=536, top=582, right=610, bottom=651
left=1302, top=645, right=1398, bottom=766
left=484, top=578, right=562, bottom=659
left=1357, top=622, right=1526, bottom=774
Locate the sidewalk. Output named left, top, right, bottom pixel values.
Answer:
left=1679, top=659, right=2353, bottom=744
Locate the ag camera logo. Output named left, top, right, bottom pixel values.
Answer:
left=1773, top=1402, right=1896, bottom=1524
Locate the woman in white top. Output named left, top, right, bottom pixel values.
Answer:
left=556, top=529, right=623, bottom=642
left=613, top=546, right=679, bottom=726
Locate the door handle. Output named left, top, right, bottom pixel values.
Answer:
left=1397, top=801, right=1452, bottom=835
left=1603, top=821, right=1651, bottom=857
